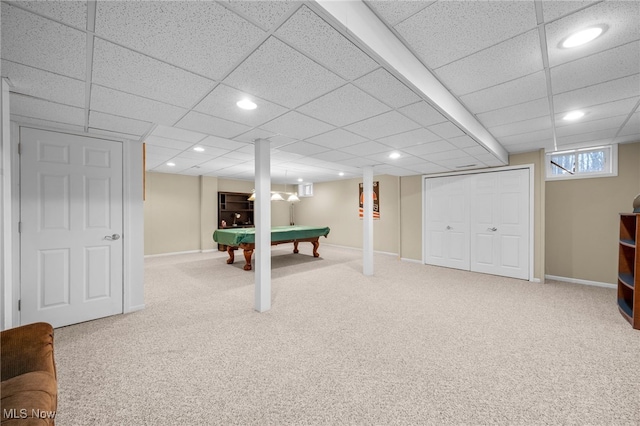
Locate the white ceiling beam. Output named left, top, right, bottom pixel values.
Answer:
left=313, top=0, right=508, bottom=165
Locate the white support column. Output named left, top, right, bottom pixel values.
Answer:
left=363, top=166, right=374, bottom=276
left=1, top=79, right=12, bottom=329
left=254, top=138, right=271, bottom=312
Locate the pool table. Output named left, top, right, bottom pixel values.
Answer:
left=213, top=225, right=331, bottom=271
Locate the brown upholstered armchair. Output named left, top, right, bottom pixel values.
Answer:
left=1, top=322, right=57, bottom=425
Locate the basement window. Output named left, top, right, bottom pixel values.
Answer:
left=545, top=145, right=617, bottom=180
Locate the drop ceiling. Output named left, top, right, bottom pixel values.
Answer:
left=2, top=0, right=639, bottom=184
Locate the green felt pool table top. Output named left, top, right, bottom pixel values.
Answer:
left=213, top=225, right=330, bottom=246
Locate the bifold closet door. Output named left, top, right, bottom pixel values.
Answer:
left=424, top=175, right=470, bottom=270
left=469, top=169, right=529, bottom=280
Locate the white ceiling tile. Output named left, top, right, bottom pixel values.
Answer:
left=551, top=42, right=640, bottom=95
left=448, top=135, right=480, bottom=149
left=224, top=36, right=344, bottom=108
left=541, top=1, right=599, bottom=22
left=233, top=128, right=278, bottom=144
left=464, top=146, right=490, bottom=156
left=556, top=115, right=628, bottom=138
left=11, top=93, right=84, bottom=126
left=334, top=156, right=381, bottom=167
left=198, top=157, right=246, bottom=170
left=222, top=151, right=253, bottom=161
left=260, top=111, right=334, bottom=140
left=477, top=98, right=550, bottom=128
left=427, top=122, right=465, bottom=139
left=389, top=154, right=429, bottom=168
left=297, top=84, right=390, bottom=127
left=145, top=145, right=182, bottom=158
left=372, top=165, right=415, bottom=176
left=354, top=68, right=421, bottom=108
left=194, top=84, right=288, bottom=127
left=91, top=85, right=188, bottom=126
left=436, top=29, right=543, bottom=95
left=278, top=141, right=330, bottom=156
left=618, top=112, right=640, bottom=137
left=143, top=135, right=193, bottom=151
left=95, top=1, right=265, bottom=80
left=2, top=4, right=86, bottom=79
left=398, top=102, right=447, bottom=127
left=345, top=111, right=420, bottom=139
left=306, top=150, right=356, bottom=162
left=2, top=60, right=84, bottom=107
left=377, top=128, right=441, bottom=149
left=92, top=39, right=215, bottom=108
left=175, top=111, right=252, bottom=138
left=12, top=0, right=87, bottom=29
left=305, top=129, right=367, bottom=149
left=553, top=74, right=640, bottom=113
left=339, top=141, right=394, bottom=156
left=556, top=128, right=618, bottom=147
left=489, top=116, right=553, bottom=138
left=266, top=134, right=299, bottom=149
left=437, top=155, right=480, bottom=168
left=151, top=125, right=207, bottom=143
left=89, top=111, right=152, bottom=136
left=276, top=5, right=378, bottom=80
left=498, top=128, right=555, bottom=148
left=426, top=149, right=468, bottom=162
left=396, top=1, right=537, bottom=69
left=197, top=135, right=248, bottom=151
left=546, top=1, right=640, bottom=67
left=402, top=141, right=457, bottom=157
left=365, top=1, right=433, bottom=26
left=222, top=0, right=298, bottom=31
left=555, top=97, right=639, bottom=126
left=406, top=163, right=449, bottom=175
left=460, top=71, right=548, bottom=114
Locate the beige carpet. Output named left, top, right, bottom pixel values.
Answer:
left=54, top=245, right=640, bottom=425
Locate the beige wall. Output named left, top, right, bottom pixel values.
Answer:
left=399, top=175, right=423, bottom=261
left=509, top=149, right=545, bottom=281
left=144, top=172, right=201, bottom=255
left=295, top=175, right=400, bottom=253
left=545, top=142, right=640, bottom=284
left=144, top=174, right=290, bottom=255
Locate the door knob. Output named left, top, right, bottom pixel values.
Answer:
left=487, top=227, right=497, bottom=232
left=446, top=225, right=453, bottom=230
left=105, top=234, right=121, bottom=240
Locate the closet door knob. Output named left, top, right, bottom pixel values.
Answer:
left=487, top=227, right=497, bottom=232
left=446, top=225, right=453, bottom=230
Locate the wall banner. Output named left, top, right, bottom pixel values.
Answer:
left=359, top=181, right=380, bottom=219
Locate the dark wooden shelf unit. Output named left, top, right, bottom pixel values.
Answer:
left=618, top=213, right=640, bottom=329
left=217, top=192, right=254, bottom=251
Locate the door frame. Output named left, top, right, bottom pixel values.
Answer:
left=5, top=123, right=144, bottom=329
left=422, top=164, right=535, bottom=282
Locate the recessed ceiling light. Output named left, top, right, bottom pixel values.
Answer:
left=562, top=27, right=603, bottom=48
left=389, top=152, right=401, bottom=159
left=193, top=147, right=205, bottom=152
left=236, top=99, right=257, bottom=110
left=563, top=110, right=585, bottom=121
left=297, top=178, right=303, bottom=182
left=339, top=172, right=345, bottom=176
left=166, top=162, right=176, bottom=167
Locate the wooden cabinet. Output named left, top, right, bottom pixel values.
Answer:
left=618, top=213, right=640, bottom=329
left=218, top=192, right=254, bottom=251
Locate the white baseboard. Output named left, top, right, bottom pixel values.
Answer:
left=545, top=274, right=616, bottom=289
left=323, top=243, right=398, bottom=257
left=125, top=304, right=145, bottom=313
left=401, top=257, right=422, bottom=264
left=144, top=250, right=202, bottom=258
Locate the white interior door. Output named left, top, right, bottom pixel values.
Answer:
left=424, top=175, right=470, bottom=270
left=20, top=127, right=123, bottom=328
left=470, top=169, right=529, bottom=279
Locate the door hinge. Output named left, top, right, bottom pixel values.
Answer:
left=18, top=222, right=22, bottom=233
left=18, top=300, right=21, bottom=311
left=17, top=143, right=21, bottom=155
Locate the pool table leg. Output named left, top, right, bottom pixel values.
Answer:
left=226, top=246, right=235, bottom=264
left=312, top=240, right=320, bottom=257
left=243, top=249, right=253, bottom=271
left=293, top=241, right=299, bottom=254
